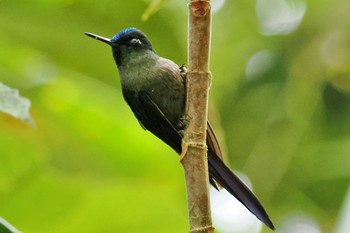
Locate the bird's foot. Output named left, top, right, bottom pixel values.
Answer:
left=179, top=64, right=187, bottom=75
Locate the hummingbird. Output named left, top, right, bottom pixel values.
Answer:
left=84, top=28, right=274, bottom=230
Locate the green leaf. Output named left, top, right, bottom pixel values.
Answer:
left=0, top=217, right=21, bottom=233
left=141, top=0, right=168, bottom=21
left=0, top=83, right=34, bottom=126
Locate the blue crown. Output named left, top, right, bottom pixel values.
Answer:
left=111, top=28, right=137, bottom=42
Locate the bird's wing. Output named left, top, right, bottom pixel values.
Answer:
left=122, top=89, right=183, bottom=154
left=123, top=89, right=220, bottom=187
left=124, top=89, right=223, bottom=160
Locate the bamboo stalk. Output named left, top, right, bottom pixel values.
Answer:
left=180, top=1, right=214, bottom=232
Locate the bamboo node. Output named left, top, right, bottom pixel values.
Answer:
left=190, top=1, right=211, bottom=17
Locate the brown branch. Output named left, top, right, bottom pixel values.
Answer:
left=180, top=1, right=214, bottom=233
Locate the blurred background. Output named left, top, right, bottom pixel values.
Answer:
left=1, top=0, right=350, bottom=232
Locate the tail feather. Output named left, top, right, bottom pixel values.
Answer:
left=208, top=151, right=275, bottom=230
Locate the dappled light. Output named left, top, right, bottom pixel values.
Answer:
left=212, top=0, right=226, bottom=14
left=245, top=50, right=275, bottom=81
left=210, top=175, right=263, bottom=233
left=334, top=187, right=350, bottom=233
left=256, top=0, right=306, bottom=35
left=279, top=214, right=321, bottom=233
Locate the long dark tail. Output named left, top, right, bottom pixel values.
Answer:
left=208, top=151, right=275, bottom=230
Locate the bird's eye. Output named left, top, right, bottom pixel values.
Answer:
left=129, top=38, right=142, bottom=46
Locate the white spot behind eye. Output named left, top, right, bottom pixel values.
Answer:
left=130, top=38, right=142, bottom=45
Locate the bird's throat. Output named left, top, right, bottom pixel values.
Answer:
left=117, top=51, right=160, bottom=91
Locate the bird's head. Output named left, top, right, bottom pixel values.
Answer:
left=85, top=28, right=154, bottom=66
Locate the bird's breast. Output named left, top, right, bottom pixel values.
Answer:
left=118, top=56, right=186, bottom=128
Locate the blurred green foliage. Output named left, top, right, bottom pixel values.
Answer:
left=0, top=0, right=349, bottom=232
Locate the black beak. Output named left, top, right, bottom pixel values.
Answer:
left=84, top=32, right=112, bottom=46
